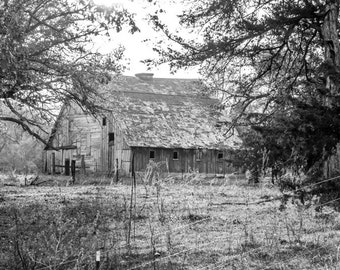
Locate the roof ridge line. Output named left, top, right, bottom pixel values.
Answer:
left=113, top=90, right=214, bottom=99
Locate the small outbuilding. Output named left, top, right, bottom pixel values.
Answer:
left=44, top=73, right=240, bottom=176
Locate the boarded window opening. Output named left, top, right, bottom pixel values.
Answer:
left=149, top=150, right=155, bottom=159
left=173, top=151, right=179, bottom=160
left=196, top=149, right=203, bottom=160
left=109, top=133, right=114, bottom=146
left=218, top=152, right=224, bottom=160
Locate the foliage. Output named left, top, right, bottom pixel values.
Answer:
left=233, top=96, right=340, bottom=178
left=0, top=0, right=138, bottom=145
left=0, top=121, right=43, bottom=173
left=149, top=0, right=340, bottom=182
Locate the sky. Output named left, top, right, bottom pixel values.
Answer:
left=92, top=0, right=200, bottom=78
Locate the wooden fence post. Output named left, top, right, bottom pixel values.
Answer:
left=65, top=159, right=70, bottom=176
left=71, top=160, right=76, bottom=184
left=116, top=158, right=119, bottom=183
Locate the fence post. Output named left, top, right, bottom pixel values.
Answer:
left=96, top=250, right=100, bottom=270
left=71, top=160, right=76, bottom=184
left=51, top=153, right=55, bottom=175
left=65, top=159, right=70, bottom=176
left=116, top=158, right=119, bottom=183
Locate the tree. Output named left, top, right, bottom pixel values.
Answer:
left=0, top=121, right=43, bottom=173
left=0, top=0, right=138, bottom=145
left=149, top=0, right=340, bottom=181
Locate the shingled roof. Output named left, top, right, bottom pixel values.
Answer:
left=99, top=74, right=240, bottom=150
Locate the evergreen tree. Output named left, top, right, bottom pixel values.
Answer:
left=150, top=0, right=340, bottom=184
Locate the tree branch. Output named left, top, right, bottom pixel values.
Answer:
left=0, top=116, right=53, bottom=148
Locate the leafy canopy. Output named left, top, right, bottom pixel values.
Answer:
left=150, top=0, right=340, bottom=177
left=0, top=0, right=138, bottom=145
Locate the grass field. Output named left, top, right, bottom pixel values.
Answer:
left=1, top=173, right=340, bottom=269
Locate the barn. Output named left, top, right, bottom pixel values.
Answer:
left=43, top=73, right=240, bottom=176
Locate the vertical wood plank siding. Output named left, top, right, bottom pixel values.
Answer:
left=131, top=147, right=234, bottom=174
left=324, top=144, right=340, bottom=178
left=46, top=105, right=107, bottom=174
left=105, top=116, right=132, bottom=175
left=45, top=105, right=234, bottom=176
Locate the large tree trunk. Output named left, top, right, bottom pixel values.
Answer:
left=322, top=0, right=340, bottom=178
left=322, top=0, right=340, bottom=94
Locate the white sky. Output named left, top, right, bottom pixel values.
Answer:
left=92, top=0, right=200, bottom=78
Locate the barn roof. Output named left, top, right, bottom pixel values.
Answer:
left=99, top=74, right=240, bottom=150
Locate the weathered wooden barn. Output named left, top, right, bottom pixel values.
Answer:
left=44, top=73, right=240, bottom=176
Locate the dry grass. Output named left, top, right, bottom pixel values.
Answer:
left=1, top=174, right=340, bottom=269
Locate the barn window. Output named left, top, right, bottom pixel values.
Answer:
left=108, top=133, right=114, bottom=146
left=217, top=152, right=224, bottom=160
left=149, top=150, right=155, bottom=159
left=173, top=151, right=179, bottom=160
left=102, top=117, right=107, bottom=126
left=195, top=149, right=203, bottom=160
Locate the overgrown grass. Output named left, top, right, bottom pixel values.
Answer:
left=1, top=174, right=340, bottom=269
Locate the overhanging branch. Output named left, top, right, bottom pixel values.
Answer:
left=0, top=116, right=55, bottom=149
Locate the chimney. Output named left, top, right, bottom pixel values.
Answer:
left=135, top=73, right=154, bottom=81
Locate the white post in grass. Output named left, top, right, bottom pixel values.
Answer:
left=96, top=250, right=100, bottom=270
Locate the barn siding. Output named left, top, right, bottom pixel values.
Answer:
left=324, top=144, right=340, bottom=177
left=45, top=104, right=236, bottom=176
left=46, top=105, right=106, bottom=174
left=105, top=116, right=132, bottom=176
left=131, top=147, right=234, bottom=174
